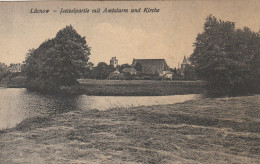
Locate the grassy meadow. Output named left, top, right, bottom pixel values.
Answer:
left=1, top=77, right=205, bottom=96
left=0, top=95, right=259, bottom=163
left=75, top=79, right=206, bottom=96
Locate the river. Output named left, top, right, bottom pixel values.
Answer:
left=0, top=88, right=202, bottom=130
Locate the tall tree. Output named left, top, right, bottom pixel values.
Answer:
left=94, top=62, right=114, bottom=79
left=189, top=15, right=260, bottom=96
left=24, top=25, right=91, bottom=92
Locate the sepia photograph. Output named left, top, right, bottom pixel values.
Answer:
left=0, top=0, right=259, bottom=163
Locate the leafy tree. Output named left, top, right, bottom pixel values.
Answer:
left=0, top=62, right=8, bottom=79
left=183, top=65, right=197, bottom=80
left=23, top=25, right=91, bottom=92
left=118, top=63, right=131, bottom=72
left=87, top=62, right=94, bottom=69
left=94, top=62, right=114, bottom=79
left=251, top=51, right=260, bottom=92
left=170, top=67, right=177, bottom=74
left=189, top=15, right=260, bottom=96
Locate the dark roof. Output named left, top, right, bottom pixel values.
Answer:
left=182, top=56, right=189, bottom=65
left=132, top=59, right=166, bottom=64
left=132, top=59, right=169, bottom=74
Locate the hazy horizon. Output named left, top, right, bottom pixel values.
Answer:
left=1, top=0, right=260, bottom=68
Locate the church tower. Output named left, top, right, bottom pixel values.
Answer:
left=180, top=56, right=189, bottom=76
left=110, top=57, right=118, bottom=68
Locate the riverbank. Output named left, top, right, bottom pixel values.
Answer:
left=0, top=95, right=259, bottom=163
left=1, top=77, right=206, bottom=96
left=0, top=75, right=26, bottom=88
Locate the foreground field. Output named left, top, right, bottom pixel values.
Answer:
left=0, top=95, right=260, bottom=163
left=77, top=79, right=205, bottom=96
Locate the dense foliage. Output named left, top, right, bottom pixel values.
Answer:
left=190, top=15, right=260, bottom=96
left=94, top=62, right=114, bottom=79
left=117, top=64, right=131, bottom=72
left=23, top=25, right=91, bottom=92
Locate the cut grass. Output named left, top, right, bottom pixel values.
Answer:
left=0, top=95, right=259, bottom=163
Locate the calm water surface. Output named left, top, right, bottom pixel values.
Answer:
left=0, top=88, right=202, bottom=130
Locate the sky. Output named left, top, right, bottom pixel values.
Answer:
left=1, top=0, right=260, bottom=68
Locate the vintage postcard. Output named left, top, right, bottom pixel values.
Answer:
left=0, top=0, right=259, bottom=163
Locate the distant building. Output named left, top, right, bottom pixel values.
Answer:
left=8, top=63, right=22, bottom=73
left=160, top=71, right=173, bottom=80
left=0, top=63, right=7, bottom=69
left=110, top=57, right=118, bottom=68
left=122, top=67, right=137, bottom=75
left=108, top=69, right=121, bottom=80
left=131, top=59, right=169, bottom=75
left=180, top=56, right=189, bottom=76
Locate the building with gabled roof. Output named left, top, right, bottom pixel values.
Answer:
left=122, top=67, right=137, bottom=75
left=131, top=59, right=169, bottom=75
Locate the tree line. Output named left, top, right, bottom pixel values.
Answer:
left=189, top=15, right=260, bottom=96
left=21, top=16, right=260, bottom=96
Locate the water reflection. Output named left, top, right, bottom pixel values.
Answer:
left=76, top=94, right=201, bottom=111
left=0, top=88, right=201, bottom=130
left=0, top=88, right=79, bottom=129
